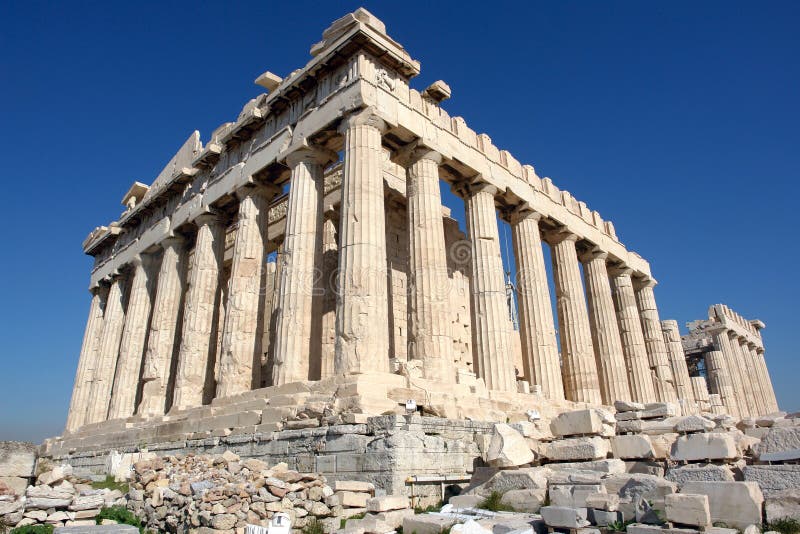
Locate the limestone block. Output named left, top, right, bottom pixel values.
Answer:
left=585, top=493, right=620, bottom=511
left=38, top=465, right=72, bottom=486
left=670, top=433, right=738, bottom=461
left=626, top=524, right=665, bottom=534
left=485, top=424, right=534, bottom=467
left=681, top=481, right=764, bottom=529
left=744, top=465, right=800, bottom=498
left=335, top=480, right=375, bottom=493
left=0, top=476, right=27, bottom=496
left=366, top=495, right=409, bottom=512
left=540, top=506, right=590, bottom=528
left=674, top=415, right=716, bottom=433
left=544, top=436, right=610, bottom=461
left=0, top=442, right=36, bottom=477
left=640, top=403, right=679, bottom=419
left=374, top=509, right=414, bottom=529
left=549, top=484, right=605, bottom=508
left=549, top=459, right=626, bottom=474
left=403, top=514, right=458, bottom=534
left=338, top=491, right=370, bottom=508
left=615, top=401, right=646, bottom=412
left=665, top=494, right=711, bottom=527
left=551, top=409, right=616, bottom=437
left=611, top=435, right=656, bottom=459
left=765, top=489, right=800, bottom=522
left=756, top=412, right=787, bottom=428
left=590, top=509, right=620, bottom=527
left=499, top=488, right=547, bottom=513
left=625, top=461, right=665, bottom=477
left=479, top=467, right=550, bottom=494
left=451, top=519, right=492, bottom=534
left=757, top=427, right=800, bottom=461
left=665, top=464, right=735, bottom=487
left=449, top=495, right=484, bottom=509
left=604, top=473, right=677, bottom=517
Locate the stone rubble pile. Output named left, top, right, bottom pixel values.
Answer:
left=0, top=463, right=125, bottom=529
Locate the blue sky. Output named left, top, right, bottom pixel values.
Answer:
left=1, top=1, right=798, bottom=443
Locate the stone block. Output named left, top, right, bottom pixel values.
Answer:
left=744, top=465, right=800, bottom=497
left=551, top=409, right=615, bottom=437
left=54, top=526, right=139, bottom=534
left=585, top=493, right=619, bottom=511
left=540, top=506, right=590, bottom=528
left=549, top=485, right=605, bottom=508
left=338, top=491, right=370, bottom=508
left=670, top=433, right=738, bottom=461
left=666, top=464, right=734, bottom=487
left=544, top=437, right=610, bottom=461
left=335, top=480, right=375, bottom=493
left=757, top=426, right=800, bottom=461
left=499, top=488, right=547, bottom=513
left=611, top=435, right=655, bottom=459
left=665, top=494, right=711, bottom=527
left=403, top=514, right=458, bottom=534
left=485, top=424, right=535, bottom=467
left=625, top=461, right=665, bottom=477
left=549, top=459, right=626, bottom=474
left=651, top=433, right=679, bottom=459
left=615, top=401, right=646, bottom=412
left=681, top=481, right=764, bottom=529
left=674, top=416, right=716, bottom=433
left=0, top=476, right=28, bottom=496
left=642, top=403, right=679, bottom=419
left=366, top=495, right=409, bottom=512
left=590, top=509, right=620, bottom=527
left=626, top=524, right=664, bottom=534
left=448, top=494, right=483, bottom=509
left=0, top=442, right=36, bottom=478
left=765, top=489, right=800, bottom=522
left=480, top=466, right=550, bottom=493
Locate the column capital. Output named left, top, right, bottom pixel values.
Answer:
left=577, top=246, right=608, bottom=264
left=283, top=144, right=338, bottom=169
left=338, top=106, right=387, bottom=134
left=543, top=227, right=578, bottom=246
left=507, top=203, right=543, bottom=225
left=633, top=275, right=657, bottom=291
left=393, top=140, right=442, bottom=168
left=608, top=263, right=634, bottom=278
left=193, top=210, right=224, bottom=227
left=234, top=183, right=281, bottom=201
left=453, top=178, right=498, bottom=199
left=160, top=234, right=186, bottom=251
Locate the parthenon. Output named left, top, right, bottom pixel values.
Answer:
left=59, top=7, right=778, bottom=450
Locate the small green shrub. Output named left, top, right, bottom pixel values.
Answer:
left=477, top=491, right=515, bottom=512
left=414, top=502, right=443, bottom=514
left=91, top=475, right=129, bottom=493
left=302, top=518, right=325, bottom=534
left=765, top=518, right=800, bottom=534
left=96, top=506, right=144, bottom=533
left=340, top=512, right=366, bottom=529
left=606, top=519, right=634, bottom=533
left=10, top=526, right=54, bottom=534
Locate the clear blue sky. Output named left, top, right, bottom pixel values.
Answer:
left=1, top=1, right=798, bottom=443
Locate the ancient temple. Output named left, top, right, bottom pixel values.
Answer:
left=57, top=8, right=777, bottom=458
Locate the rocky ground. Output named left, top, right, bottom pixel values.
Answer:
left=1, top=403, right=799, bottom=533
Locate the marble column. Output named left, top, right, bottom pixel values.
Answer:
left=138, top=237, right=187, bottom=417
left=216, top=186, right=272, bottom=398
left=581, top=249, right=631, bottom=404
left=691, top=375, right=710, bottom=405
left=260, top=258, right=279, bottom=387
left=405, top=148, right=454, bottom=382
left=319, top=214, right=338, bottom=379
left=273, top=146, right=335, bottom=384
left=510, top=209, right=564, bottom=400
left=65, top=284, right=108, bottom=432
left=172, top=213, right=226, bottom=411
left=85, top=273, right=128, bottom=424
left=725, top=331, right=755, bottom=417
left=661, top=320, right=695, bottom=403
left=705, top=349, right=738, bottom=414
left=755, top=348, right=779, bottom=412
left=745, top=342, right=769, bottom=415
left=547, top=231, right=601, bottom=404
left=464, top=183, right=516, bottom=392
left=711, top=330, right=743, bottom=417
left=108, top=254, right=156, bottom=419
left=610, top=267, right=656, bottom=403
left=634, top=279, right=678, bottom=403
left=334, top=109, right=390, bottom=375
left=736, top=337, right=764, bottom=415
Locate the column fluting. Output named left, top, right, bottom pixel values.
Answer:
left=661, top=319, right=696, bottom=404
left=705, top=349, right=738, bottom=414
left=711, top=330, right=743, bottom=417
left=634, top=280, right=678, bottom=403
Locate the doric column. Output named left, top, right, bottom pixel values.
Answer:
left=65, top=284, right=108, bottom=432
left=85, top=273, right=128, bottom=424
left=138, top=236, right=187, bottom=417
left=736, top=337, right=764, bottom=416
left=661, top=320, right=695, bottom=403
left=272, top=146, right=335, bottom=384
left=510, top=209, right=563, bottom=400
left=691, top=375, right=710, bottom=405
left=580, top=248, right=631, bottom=404
left=108, top=254, right=156, bottom=419
left=546, top=230, right=601, bottom=404
left=334, top=109, right=390, bottom=375
left=710, top=330, right=743, bottom=417
left=172, top=213, right=226, bottom=411
left=705, top=349, right=738, bottom=415
left=404, top=147, right=453, bottom=382
left=634, top=279, right=678, bottom=403
left=216, top=186, right=273, bottom=398
left=745, top=342, right=769, bottom=415
left=319, top=214, right=338, bottom=379
left=463, top=182, right=516, bottom=392
left=610, top=267, right=656, bottom=403
left=755, top=348, right=779, bottom=412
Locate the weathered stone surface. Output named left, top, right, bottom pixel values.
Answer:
left=681, top=481, right=764, bottom=529
left=366, top=495, right=409, bottom=512
left=549, top=484, right=605, bottom=508
left=54, top=526, right=139, bottom=534
left=744, top=465, right=800, bottom=497
left=765, top=489, right=800, bottom=522
left=335, top=481, right=375, bottom=493
left=485, top=424, right=535, bottom=467
left=549, top=459, right=626, bottom=474
left=611, top=435, right=655, bottom=459
left=544, top=437, right=610, bottom=461
left=540, top=506, right=590, bottom=528
left=499, top=488, right=547, bottom=513
left=0, top=442, right=36, bottom=478
left=665, top=493, right=711, bottom=527
left=615, top=401, right=646, bottom=412
left=757, top=427, right=800, bottom=461
left=670, top=433, right=738, bottom=461
left=666, top=464, right=735, bottom=487
left=403, top=514, right=458, bottom=534
left=551, top=409, right=615, bottom=437
left=674, top=415, right=716, bottom=433
left=586, top=493, right=619, bottom=511
left=478, top=467, right=550, bottom=494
